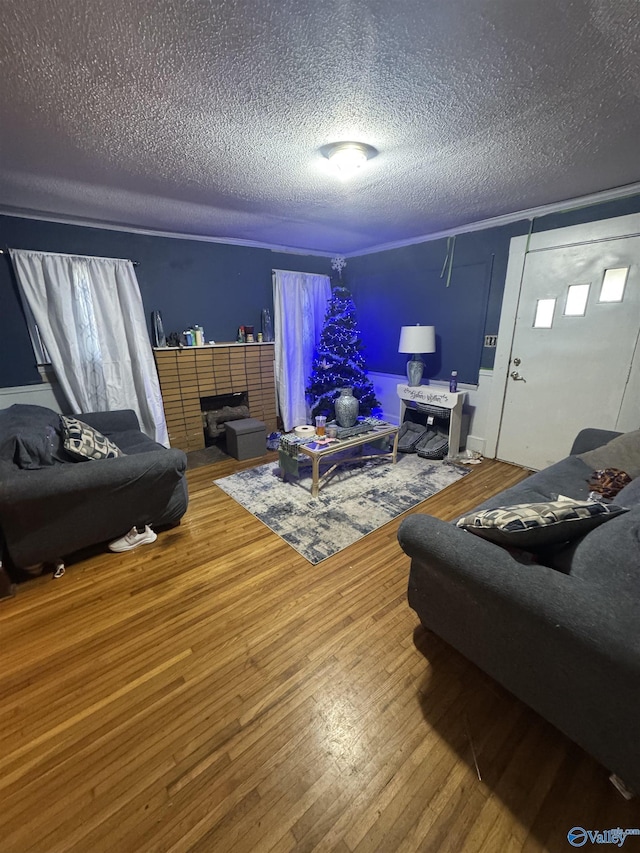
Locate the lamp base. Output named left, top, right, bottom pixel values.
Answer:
left=406, top=355, right=424, bottom=386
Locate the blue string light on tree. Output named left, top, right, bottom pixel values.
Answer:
left=306, top=260, right=380, bottom=420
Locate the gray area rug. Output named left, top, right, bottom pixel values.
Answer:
left=214, top=454, right=469, bottom=564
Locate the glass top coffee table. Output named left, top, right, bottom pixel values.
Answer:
left=278, top=423, right=400, bottom=497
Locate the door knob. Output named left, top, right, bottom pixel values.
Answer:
left=510, top=371, right=526, bottom=381
left=512, top=357, right=521, bottom=366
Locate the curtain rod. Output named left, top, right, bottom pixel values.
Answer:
left=0, top=248, right=138, bottom=265
left=272, top=268, right=330, bottom=274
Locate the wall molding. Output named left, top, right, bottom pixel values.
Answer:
left=0, top=206, right=335, bottom=258
left=0, top=383, right=47, bottom=397
left=0, top=381, right=64, bottom=412
left=2, top=182, right=640, bottom=261
left=345, top=182, right=640, bottom=257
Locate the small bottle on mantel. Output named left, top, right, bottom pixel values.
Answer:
left=449, top=370, right=458, bottom=393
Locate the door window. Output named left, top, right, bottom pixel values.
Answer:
left=533, top=298, right=556, bottom=328
left=564, top=283, right=590, bottom=316
left=599, top=267, right=628, bottom=303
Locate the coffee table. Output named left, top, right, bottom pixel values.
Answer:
left=279, top=424, right=400, bottom=497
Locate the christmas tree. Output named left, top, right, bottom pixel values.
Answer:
left=306, top=284, right=380, bottom=420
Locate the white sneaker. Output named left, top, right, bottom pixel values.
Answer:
left=108, top=525, right=157, bottom=553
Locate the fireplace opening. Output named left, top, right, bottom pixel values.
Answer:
left=201, top=392, right=249, bottom=447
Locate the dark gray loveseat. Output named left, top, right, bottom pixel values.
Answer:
left=0, top=404, right=188, bottom=571
left=398, top=428, right=640, bottom=793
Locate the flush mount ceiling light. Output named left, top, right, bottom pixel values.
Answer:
left=321, top=141, right=378, bottom=178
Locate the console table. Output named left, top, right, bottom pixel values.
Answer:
left=397, top=383, right=466, bottom=460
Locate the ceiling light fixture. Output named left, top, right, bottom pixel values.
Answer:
left=321, top=141, right=378, bottom=178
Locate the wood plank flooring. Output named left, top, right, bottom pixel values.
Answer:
left=1, top=455, right=638, bottom=852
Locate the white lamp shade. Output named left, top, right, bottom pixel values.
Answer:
left=398, top=325, right=436, bottom=354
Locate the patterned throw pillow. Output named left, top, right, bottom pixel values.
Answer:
left=456, top=499, right=628, bottom=549
left=60, top=415, right=124, bottom=461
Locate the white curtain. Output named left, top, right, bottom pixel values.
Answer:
left=10, top=249, right=169, bottom=446
left=273, top=269, right=331, bottom=432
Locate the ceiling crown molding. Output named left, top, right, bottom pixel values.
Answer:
left=2, top=179, right=640, bottom=260
left=344, top=181, right=640, bottom=257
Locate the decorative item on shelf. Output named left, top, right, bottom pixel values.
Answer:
left=183, top=329, right=194, bottom=346
left=449, top=370, right=458, bottom=392
left=193, top=325, right=205, bottom=346
left=334, top=387, right=359, bottom=428
left=237, top=326, right=245, bottom=343
left=261, top=308, right=274, bottom=342
left=167, top=331, right=181, bottom=347
left=398, top=324, right=436, bottom=387
left=331, top=256, right=347, bottom=279
left=245, top=325, right=255, bottom=343
left=257, top=332, right=263, bottom=342
left=151, top=310, right=166, bottom=347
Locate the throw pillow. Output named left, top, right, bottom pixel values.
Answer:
left=456, top=499, right=628, bottom=549
left=60, top=415, right=124, bottom=461
left=578, top=429, right=640, bottom=478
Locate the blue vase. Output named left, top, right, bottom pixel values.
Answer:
left=335, top=387, right=359, bottom=427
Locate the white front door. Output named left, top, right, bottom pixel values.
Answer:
left=496, top=235, right=640, bottom=470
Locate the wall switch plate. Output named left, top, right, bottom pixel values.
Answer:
left=484, top=335, right=497, bottom=347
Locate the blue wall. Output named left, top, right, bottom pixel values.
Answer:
left=0, top=215, right=330, bottom=388
left=347, top=194, right=640, bottom=385
left=3, top=192, right=640, bottom=390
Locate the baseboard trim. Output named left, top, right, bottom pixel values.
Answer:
left=466, top=435, right=486, bottom=455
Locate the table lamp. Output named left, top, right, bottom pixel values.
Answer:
left=398, top=324, right=436, bottom=386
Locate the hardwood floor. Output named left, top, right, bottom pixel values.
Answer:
left=1, top=455, right=638, bottom=852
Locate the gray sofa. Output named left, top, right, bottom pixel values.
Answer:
left=0, top=404, right=188, bottom=572
left=398, top=428, right=640, bottom=793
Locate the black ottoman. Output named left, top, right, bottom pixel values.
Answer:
left=225, top=418, right=267, bottom=460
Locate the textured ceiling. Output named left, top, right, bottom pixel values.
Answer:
left=1, top=0, right=639, bottom=255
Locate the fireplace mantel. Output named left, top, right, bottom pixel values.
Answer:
left=154, top=343, right=276, bottom=452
